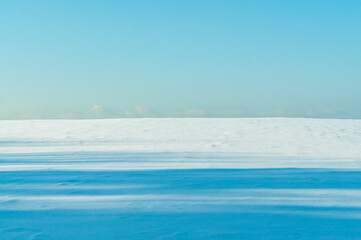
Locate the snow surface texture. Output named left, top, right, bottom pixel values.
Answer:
left=1, top=118, right=361, bottom=239
left=1, top=118, right=361, bottom=168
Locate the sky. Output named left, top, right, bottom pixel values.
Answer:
left=1, top=0, right=360, bottom=119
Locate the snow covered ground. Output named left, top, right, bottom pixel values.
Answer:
left=0, top=118, right=361, bottom=239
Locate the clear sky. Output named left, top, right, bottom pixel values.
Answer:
left=1, top=0, right=360, bottom=119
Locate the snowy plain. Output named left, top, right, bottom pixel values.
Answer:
left=1, top=118, right=361, bottom=239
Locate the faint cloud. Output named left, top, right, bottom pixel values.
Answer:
left=123, top=106, right=156, bottom=117
left=184, top=109, right=206, bottom=117
left=208, top=108, right=246, bottom=117
left=91, top=104, right=103, bottom=113
left=87, top=104, right=118, bottom=118
left=172, top=109, right=206, bottom=117
left=58, top=113, right=79, bottom=119
left=135, top=106, right=152, bottom=115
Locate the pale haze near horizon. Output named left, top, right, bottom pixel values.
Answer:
left=1, top=1, right=360, bottom=119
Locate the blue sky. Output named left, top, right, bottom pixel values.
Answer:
left=1, top=0, right=360, bottom=119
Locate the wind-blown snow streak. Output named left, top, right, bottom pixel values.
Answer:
left=3, top=189, right=361, bottom=211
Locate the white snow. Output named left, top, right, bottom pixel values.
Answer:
left=0, top=118, right=360, bottom=169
